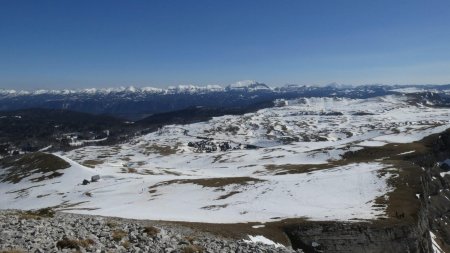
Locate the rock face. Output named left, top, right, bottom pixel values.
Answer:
left=0, top=211, right=302, bottom=253
left=422, top=162, right=450, bottom=252
left=284, top=219, right=431, bottom=253
left=416, top=130, right=450, bottom=252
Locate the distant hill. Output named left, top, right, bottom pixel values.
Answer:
left=136, top=100, right=274, bottom=126
left=0, top=100, right=275, bottom=155
left=0, top=108, right=129, bottom=154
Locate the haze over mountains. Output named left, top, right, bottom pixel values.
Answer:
left=2, top=81, right=450, bottom=121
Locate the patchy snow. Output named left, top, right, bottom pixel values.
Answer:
left=252, top=225, right=266, bottom=229
left=38, top=145, right=53, bottom=151
left=0, top=160, right=392, bottom=223
left=440, top=159, right=450, bottom=177
left=392, top=87, right=431, bottom=94
left=398, top=150, right=416, bottom=155
left=0, top=155, right=97, bottom=210
left=229, top=80, right=257, bottom=88
left=357, top=140, right=388, bottom=147
left=244, top=235, right=285, bottom=248
left=2, top=94, right=450, bottom=224
left=62, top=95, right=450, bottom=178
left=68, top=137, right=108, bottom=146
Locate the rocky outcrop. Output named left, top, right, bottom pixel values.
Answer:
left=284, top=221, right=430, bottom=253
left=0, top=210, right=302, bottom=253
left=416, top=130, right=450, bottom=252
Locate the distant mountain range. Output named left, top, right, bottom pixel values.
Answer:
left=0, top=80, right=271, bottom=96
left=1, top=81, right=449, bottom=120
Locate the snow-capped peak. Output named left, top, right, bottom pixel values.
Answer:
left=325, top=82, right=354, bottom=89
left=126, top=86, right=137, bottom=93
left=229, top=80, right=258, bottom=88
left=227, top=80, right=271, bottom=91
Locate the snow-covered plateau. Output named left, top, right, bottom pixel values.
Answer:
left=1, top=94, right=450, bottom=224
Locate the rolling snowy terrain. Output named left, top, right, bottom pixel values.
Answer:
left=2, top=94, right=450, bottom=224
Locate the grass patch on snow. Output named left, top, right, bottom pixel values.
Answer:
left=0, top=152, right=70, bottom=183
left=81, top=159, right=104, bottom=168
left=264, top=140, right=430, bottom=176
left=149, top=177, right=265, bottom=193
left=143, top=144, right=178, bottom=155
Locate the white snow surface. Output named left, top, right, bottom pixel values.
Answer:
left=430, top=231, right=445, bottom=253
left=392, top=87, right=432, bottom=94
left=2, top=95, right=450, bottom=223
left=244, top=235, right=285, bottom=248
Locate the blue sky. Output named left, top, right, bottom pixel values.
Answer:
left=1, top=0, right=450, bottom=89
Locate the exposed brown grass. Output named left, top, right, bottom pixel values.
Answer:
left=56, top=238, right=94, bottom=250
left=78, top=239, right=95, bottom=248
left=81, top=159, right=104, bottom=168
left=143, top=226, right=160, bottom=238
left=374, top=160, right=423, bottom=222
left=127, top=168, right=137, bottom=173
left=184, top=236, right=195, bottom=244
left=184, top=177, right=264, bottom=188
left=112, top=230, right=128, bottom=242
left=264, top=138, right=432, bottom=176
left=201, top=204, right=228, bottom=210
left=36, top=193, right=50, bottom=198
left=144, top=144, right=178, bottom=155
left=19, top=207, right=55, bottom=220
left=0, top=249, right=25, bottom=253
left=106, top=220, right=117, bottom=228
left=216, top=190, right=240, bottom=200
left=18, top=213, right=42, bottom=220
left=121, top=240, right=130, bottom=249
left=149, top=177, right=265, bottom=192
left=264, top=163, right=333, bottom=175
left=0, top=152, right=70, bottom=183
left=182, top=244, right=203, bottom=253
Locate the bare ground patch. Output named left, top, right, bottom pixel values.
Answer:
left=143, top=144, right=179, bottom=156
left=81, top=159, right=104, bottom=168
left=0, top=152, right=70, bottom=183
left=149, top=177, right=265, bottom=192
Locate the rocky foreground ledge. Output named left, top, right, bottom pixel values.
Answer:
left=0, top=210, right=302, bottom=253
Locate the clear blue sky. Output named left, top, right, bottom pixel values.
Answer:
left=1, top=0, right=450, bottom=89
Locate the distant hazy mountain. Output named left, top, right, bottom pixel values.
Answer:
left=0, top=82, right=449, bottom=120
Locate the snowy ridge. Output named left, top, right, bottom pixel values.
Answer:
left=226, top=80, right=271, bottom=91
left=0, top=81, right=272, bottom=97
left=2, top=83, right=450, bottom=98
